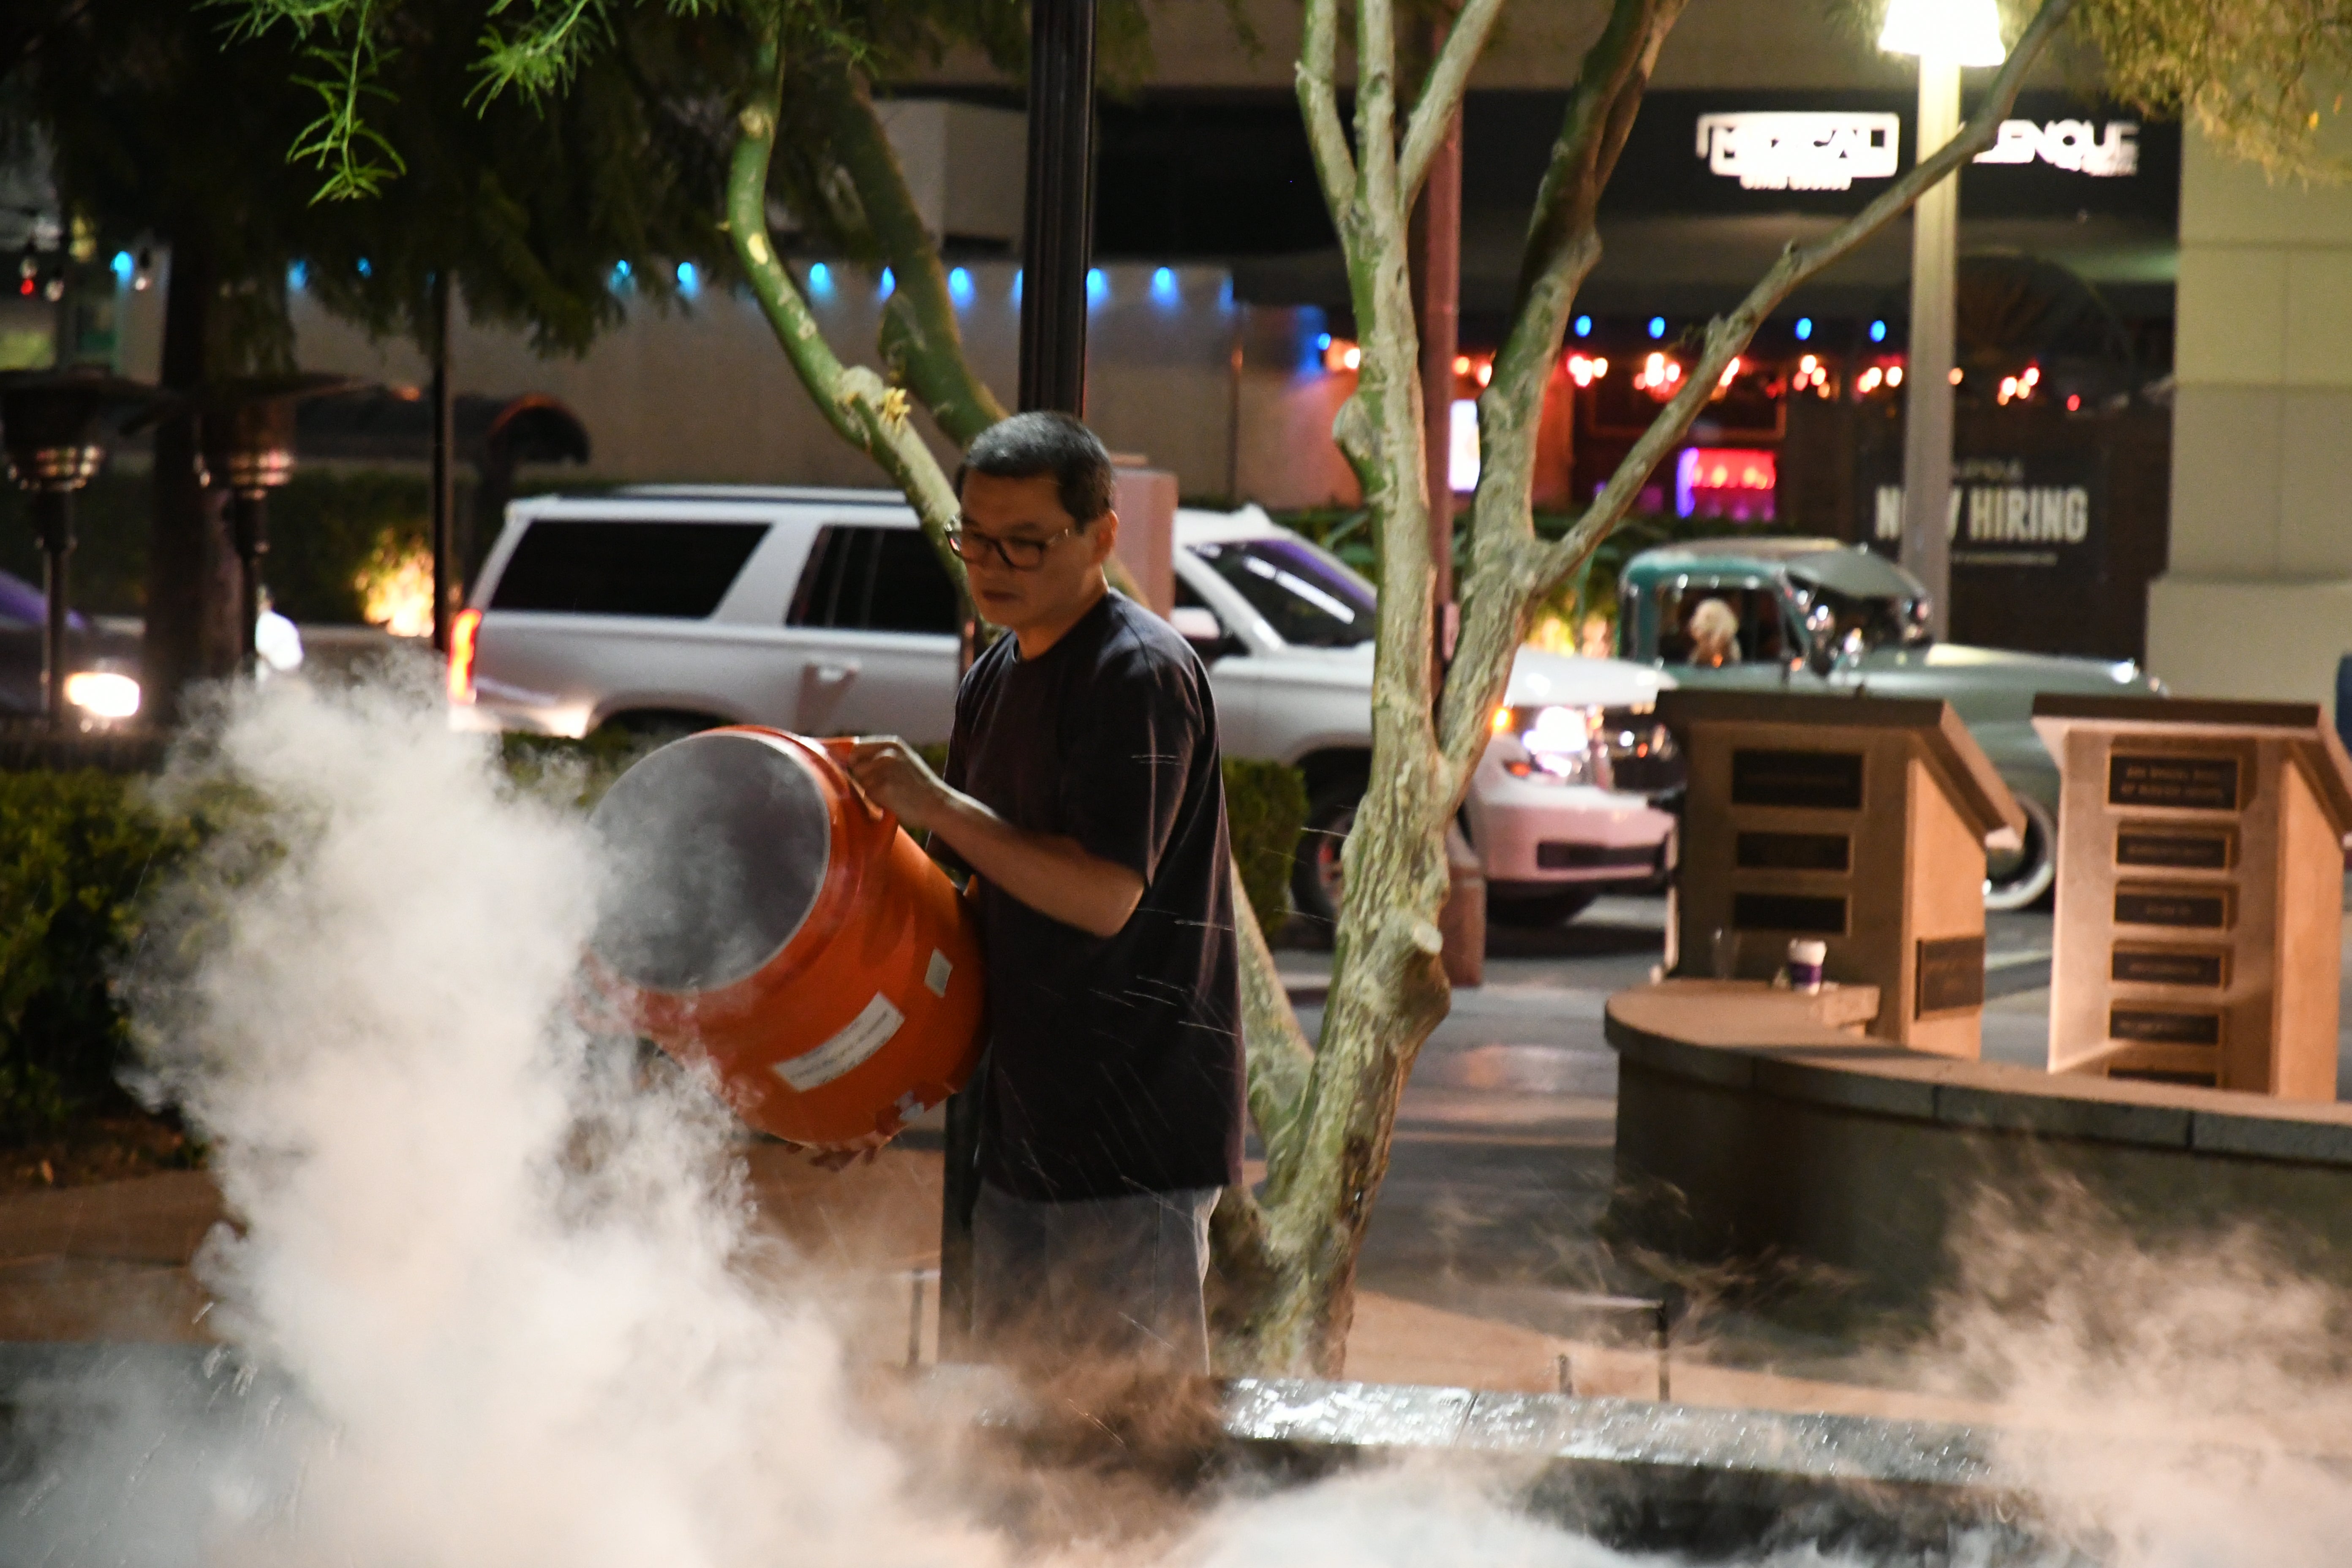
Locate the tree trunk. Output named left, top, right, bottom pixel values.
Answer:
left=147, top=231, right=237, bottom=728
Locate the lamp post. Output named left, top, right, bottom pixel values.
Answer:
left=1881, top=0, right=2005, bottom=641
left=197, top=375, right=364, bottom=674
left=0, top=370, right=170, bottom=727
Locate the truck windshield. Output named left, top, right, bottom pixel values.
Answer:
left=1801, top=583, right=1930, bottom=654
left=1187, top=538, right=1376, bottom=648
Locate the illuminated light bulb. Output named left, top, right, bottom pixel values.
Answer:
left=2022, top=365, right=2040, bottom=386
left=1342, top=345, right=1362, bottom=371
left=1800, top=354, right=1818, bottom=374
left=1886, top=366, right=1903, bottom=387
left=2067, top=394, right=2082, bottom=411
left=1476, top=362, right=1492, bottom=387
left=1859, top=368, right=1883, bottom=393
left=1948, top=367, right=1964, bottom=386
left=1878, top=0, right=2007, bottom=67
left=1454, top=355, right=1473, bottom=376
left=1592, top=358, right=1608, bottom=378
left=1718, top=357, right=1742, bottom=388
left=1491, top=706, right=1513, bottom=735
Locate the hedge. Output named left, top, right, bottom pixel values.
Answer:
left=0, top=469, right=464, bottom=624
left=0, top=771, right=203, bottom=1138
left=0, top=740, right=1306, bottom=1141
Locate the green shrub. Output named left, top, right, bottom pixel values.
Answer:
left=1223, top=758, right=1306, bottom=941
left=0, top=772, right=203, bottom=1139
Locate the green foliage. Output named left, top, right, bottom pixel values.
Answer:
left=1223, top=758, right=1307, bottom=942
left=0, top=772, right=203, bottom=1140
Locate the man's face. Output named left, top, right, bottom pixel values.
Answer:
left=956, top=470, right=1119, bottom=635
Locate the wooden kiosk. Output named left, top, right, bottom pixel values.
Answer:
left=1661, top=692, right=2025, bottom=1059
left=2032, top=696, right=2352, bottom=1099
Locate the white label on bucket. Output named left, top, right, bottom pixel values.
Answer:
left=774, top=994, right=904, bottom=1092
left=924, top=949, right=953, bottom=998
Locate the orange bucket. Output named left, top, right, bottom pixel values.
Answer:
left=583, top=727, right=983, bottom=1145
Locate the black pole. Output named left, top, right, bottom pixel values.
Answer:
left=231, top=490, right=267, bottom=674
left=34, top=489, right=72, bottom=727
left=1015, top=0, right=1097, bottom=415
left=430, top=273, right=455, bottom=653
left=936, top=0, right=1099, bottom=1364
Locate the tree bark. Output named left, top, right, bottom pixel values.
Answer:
left=146, top=230, right=237, bottom=728
left=1219, top=0, right=2080, bottom=1380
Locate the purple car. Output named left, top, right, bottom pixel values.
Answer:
left=0, top=569, right=144, bottom=721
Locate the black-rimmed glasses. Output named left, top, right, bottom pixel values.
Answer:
left=943, top=518, right=1083, bottom=571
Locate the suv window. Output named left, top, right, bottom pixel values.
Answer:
left=788, top=524, right=960, bottom=635
left=1653, top=583, right=1787, bottom=666
left=490, top=520, right=768, bottom=618
left=1187, top=538, right=1375, bottom=648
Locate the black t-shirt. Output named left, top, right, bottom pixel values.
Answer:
left=944, top=591, right=1245, bottom=1201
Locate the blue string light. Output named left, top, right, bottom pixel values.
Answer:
left=1012, top=269, right=1023, bottom=305
left=808, top=262, right=834, bottom=298
left=675, top=262, right=699, bottom=295
left=1086, top=268, right=1108, bottom=307
left=879, top=267, right=895, bottom=299
left=1648, top=316, right=1666, bottom=340
left=113, top=252, right=136, bottom=287
left=1870, top=319, right=1887, bottom=343
left=1151, top=267, right=1178, bottom=305
left=948, top=267, right=975, bottom=308
left=612, top=260, right=632, bottom=289
left=1316, top=332, right=1333, bottom=352
left=1574, top=315, right=1592, bottom=338
left=1795, top=316, right=1813, bottom=342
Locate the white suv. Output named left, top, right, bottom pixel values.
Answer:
left=454, top=487, right=1680, bottom=926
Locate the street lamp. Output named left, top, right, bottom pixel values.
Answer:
left=0, top=370, right=170, bottom=727
left=1882, top=0, right=2005, bottom=641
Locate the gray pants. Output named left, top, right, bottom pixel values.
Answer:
left=971, top=1181, right=1219, bottom=1375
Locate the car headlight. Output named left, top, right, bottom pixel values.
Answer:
left=1494, top=704, right=1605, bottom=785
left=64, top=670, right=141, bottom=721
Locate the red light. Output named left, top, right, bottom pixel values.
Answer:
left=447, top=607, right=482, bottom=705
left=16, top=279, right=30, bottom=297
left=2067, top=394, right=2082, bottom=411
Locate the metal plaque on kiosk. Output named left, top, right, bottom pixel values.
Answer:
left=1661, top=691, right=2025, bottom=1059
left=2033, top=696, right=2352, bottom=1099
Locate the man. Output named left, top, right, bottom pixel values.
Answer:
left=841, top=411, right=1244, bottom=1374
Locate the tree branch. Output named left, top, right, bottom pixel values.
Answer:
left=1233, top=860, right=1314, bottom=1181
left=808, top=62, right=1010, bottom=448
left=724, top=34, right=968, bottom=575
left=1295, top=0, right=1357, bottom=223
left=1397, top=0, right=1506, bottom=205
left=1530, top=0, right=2079, bottom=604
left=1433, top=0, right=1677, bottom=781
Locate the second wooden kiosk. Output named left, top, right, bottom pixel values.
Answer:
left=2033, top=695, right=2352, bottom=1099
left=1661, top=691, right=2025, bottom=1059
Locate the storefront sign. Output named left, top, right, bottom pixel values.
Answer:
left=1975, top=119, right=2140, bottom=177
left=1693, top=112, right=1900, bottom=191
left=1868, top=455, right=2099, bottom=570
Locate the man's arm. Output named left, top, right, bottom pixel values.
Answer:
left=840, top=739, right=1144, bottom=938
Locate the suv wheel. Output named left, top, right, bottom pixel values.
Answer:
left=1984, top=794, right=2057, bottom=912
left=1291, top=776, right=1365, bottom=929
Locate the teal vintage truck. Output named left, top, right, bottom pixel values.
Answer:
left=1618, top=537, right=2165, bottom=908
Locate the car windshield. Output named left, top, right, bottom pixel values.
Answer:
left=1800, top=583, right=1930, bottom=654
left=1187, top=537, right=1376, bottom=648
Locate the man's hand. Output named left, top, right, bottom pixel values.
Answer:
left=838, top=737, right=953, bottom=831
left=835, top=734, right=1145, bottom=938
